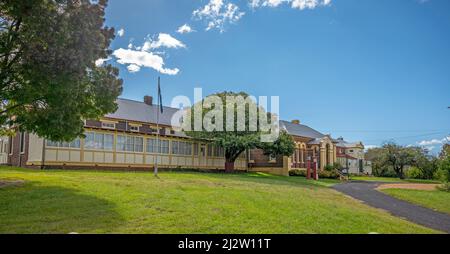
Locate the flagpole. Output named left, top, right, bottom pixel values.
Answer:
left=154, top=76, right=160, bottom=177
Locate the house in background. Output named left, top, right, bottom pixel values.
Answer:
left=249, top=120, right=340, bottom=176
left=336, top=137, right=371, bottom=175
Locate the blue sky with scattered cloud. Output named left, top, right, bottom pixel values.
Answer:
left=101, top=0, right=450, bottom=154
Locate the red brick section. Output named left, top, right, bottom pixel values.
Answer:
left=7, top=132, right=29, bottom=167
left=249, top=149, right=283, bottom=168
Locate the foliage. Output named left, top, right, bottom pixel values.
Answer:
left=333, top=162, right=343, bottom=170
left=0, top=0, right=123, bottom=141
left=436, top=182, right=450, bottom=192
left=324, top=164, right=334, bottom=172
left=260, top=131, right=295, bottom=158
left=439, top=144, right=450, bottom=159
left=436, top=156, right=450, bottom=183
left=406, top=166, right=423, bottom=180
left=184, top=91, right=293, bottom=171
left=289, top=169, right=307, bottom=177
left=318, top=170, right=340, bottom=179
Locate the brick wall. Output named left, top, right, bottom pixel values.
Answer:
left=7, top=132, right=29, bottom=167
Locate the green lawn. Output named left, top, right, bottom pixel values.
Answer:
left=350, top=176, right=440, bottom=184
left=0, top=167, right=439, bottom=234
left=381, top=189, right=450, bottom=215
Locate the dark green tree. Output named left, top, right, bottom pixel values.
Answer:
left=184, top=91, right=294, bottom=172
left=0, top=0, right=123, bottom=141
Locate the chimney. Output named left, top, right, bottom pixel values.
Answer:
left=291, top=119, right=300, bottom=125
left=144, top=95, right=153, bottom=105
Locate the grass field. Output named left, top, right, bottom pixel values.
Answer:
left=351, top=176, right=441, bottom=184
left=381, top=189, right=450, bottom=215
left=0, top=167, right=439, bottom=234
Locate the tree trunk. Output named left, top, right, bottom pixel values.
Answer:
left=225, top=162, right=235, bottom=173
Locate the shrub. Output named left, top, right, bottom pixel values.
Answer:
left=406, top=166, right=424, bottom=179
left=333, top=162, right=343, bottom=170
left=436, top=182, right=450, bottom=192
left=319, top=170, right=340, bottom=179
left=324, top=164, right=334, bottom=172
left=289, top=169, right=306, bottom=177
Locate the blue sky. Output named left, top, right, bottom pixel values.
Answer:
left=102, top=0, right=450, bottom=153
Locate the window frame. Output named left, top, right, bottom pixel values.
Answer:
left=101, top=122, right=116, bottom=129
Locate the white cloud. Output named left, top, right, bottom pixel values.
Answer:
left=94, top=57, right=110, bottom=67
left=250, top=0, right=332, bottom=10
left=417, top=136, right=450, bottom=146
left=127, top=64, right=141, bottom=73
left=117, top=28, right=125, bottom=37
left=177, top=24, right=195, bottom=34
left=141, top=33, right=186, bottom=51
left=193, top=0, right=245, bottom=32
left=112, top=48, right=179, bottom=75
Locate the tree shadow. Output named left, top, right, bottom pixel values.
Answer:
left=0, top=181, right=124, bottom=233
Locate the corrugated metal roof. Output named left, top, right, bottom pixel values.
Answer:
left=280, top=120, right=325, bottom=139
left=105, top=98, right=180, bottom=127
left=105, top=99, right=328, bottom=140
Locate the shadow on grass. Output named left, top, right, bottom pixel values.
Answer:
left=0, top=181, right=124, bottom=233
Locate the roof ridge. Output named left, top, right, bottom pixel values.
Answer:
left=117, top=97, right=178, bottom=110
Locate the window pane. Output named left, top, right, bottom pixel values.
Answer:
left=104, top=134, right=114, bottom=151
left=193, top=143, right=199, bottom=156
left=70, top=138, right=81, bottom=148
left=135, top=137, right=143, bottom=152
left=172, top=141, right=178, bottom=154
left=46, top=140, right=58, bottom=147
left=207, top=144, right=213, bottom=157
left=126, top=136, right=134, bottom=152
left=146, top=138, right=154, bottom=153
left=161, top=140, right=169, bottom=154
left=94, top=133, right=104, bottom=149
left=84, top=132, right=96, bottom=149
left=116, top=135, right=126, bottom=151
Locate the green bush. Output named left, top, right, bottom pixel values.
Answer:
left=289, top=168, right=339, bottom=179
left=324, top=164, right=334, bottom=172
left=436, top=182, right=450, bottom=192
left=289, top=169, right=307, bottom=177
left=319, top=170, right=340, bottom=179
left=406, top=166, right=424, bottom=179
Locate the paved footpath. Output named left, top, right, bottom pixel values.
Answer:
left=333, top=181, right=450, bottom=233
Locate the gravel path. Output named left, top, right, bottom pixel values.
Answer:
left=333, top=181, right=450, bottom=233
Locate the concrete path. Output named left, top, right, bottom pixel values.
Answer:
left=333, top=181, right=450, bottom=233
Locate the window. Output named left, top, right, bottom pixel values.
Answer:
left=84, top=132, right=112, bottom=150
left=172, top=141, right=192, bottom=155
left=193, top=143, right=199, bottom=156
left=117, top=135, right=143, bottom=152
left=207, top=144, right=213, bottom=157
left=116, top=135, right=126, bottom=151
left=172, top=141, right=179, bottom=155
left=146, top=138, right=169, bottom=154
left=101, top=122, right=115, bottom=129
left=46, top=138, right=81, bottom=149
left=213, top=146, right=224, bottom=157
left=129, top=125, right=139, bottom=132
left=135, top=137, right=143, bottom=152
left=19, top=132, right=25, bottom=154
